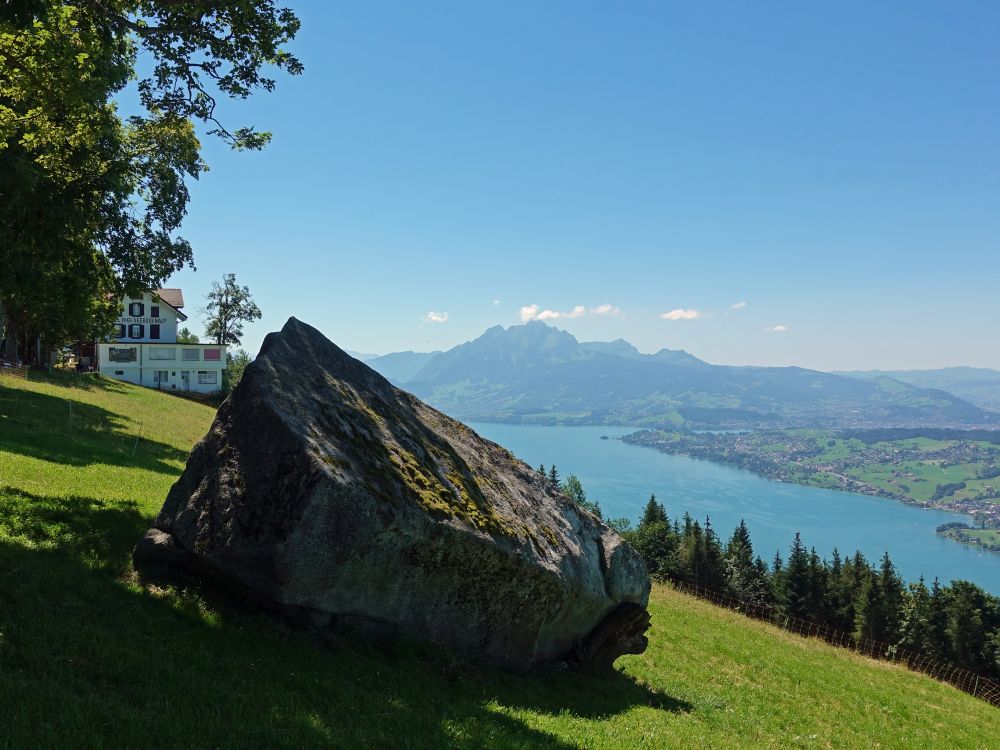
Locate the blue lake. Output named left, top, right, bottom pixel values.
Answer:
left=468, top=422, right=1000, bottom=595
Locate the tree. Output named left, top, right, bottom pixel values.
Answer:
left=203, top=273, right=262, bottom=346
left=783, top=533, right=812, bottom=620
left=945, top=581, right=991, bottom=673
left=898, top=577, right=935, bottom=654
left=177, top=327, right=200, bottom=344
left=0, top=2, right=301, bottom=357
left=547, top=464, right=559, bottom=487
left=640, top=494, right=667, bottom=527
left=724, top=520, right=769, bottom=605
left=537, top=463, right=546, bottom=477
left=560, top=474, right=602, bottom=518
left=221, top=349, right=252, bottom=396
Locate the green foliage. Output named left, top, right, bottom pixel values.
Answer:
left=1, top=374, right=999, bottom=747
left=203, top=273, right=261, bottom=346
left=598, top=466, right=1000, bottom=682
left=0, top=1, right=300, bottom=354
left=176, top=327, right=199, bottom=344
left=560, top=474, right=602, bottom=518
left=547, top=464, right=559, bottom=487
left=220, top=349, right=252, bottom=397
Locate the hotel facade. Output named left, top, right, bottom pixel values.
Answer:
left=97, top=289, right=227, bottom=394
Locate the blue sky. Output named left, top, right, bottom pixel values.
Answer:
left=163, top=1, right=999, bottom=370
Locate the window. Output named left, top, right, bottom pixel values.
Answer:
left=108, top=347, right=137, bottom=362
left=182, top=349, right=200, bottom=361
left=204, top=348, right=221, bottom=361
left=198, top=371, right=218, bottom=384
left=129, top=301, right=144, bottom=317
left=149, top=347, right=176, bottom=360
left=150, top=324, right=160, bottom=340
left=114, top=370, right=124, bottom=376
left=129, top=324, right=144, bottom=338
left=151, top=306, right=160, bottom=317
left=116, top=324, right=126, bottom=339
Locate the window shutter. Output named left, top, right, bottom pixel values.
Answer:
left=150, top=324, right=160, bottom=340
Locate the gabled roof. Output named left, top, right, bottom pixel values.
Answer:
left=154, top=288, right=184, bottom=308
left=151, top=288, right=188, bottom=322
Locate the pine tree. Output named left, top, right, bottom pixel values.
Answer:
left=724, top=519, right=769, bottom=604
left=784, top=533, right=811, bottom=620
left=877, top=552, right=905, bottom=643
left=548, top=465, right=559, bottom=487
left=826, top=548, right=854, bottom=632
left=639, top=494, right=668, bottom=527
left=770, top=550, right=787, bottom=609
left=537, top=463, right=546, bottom=477
left=927, top=577, right=951, bottom=662
left=701, top=517, right=727, bottom=592
left=854, top=565, right=888, bottom=642
left=807, top=548, right=829, bottom=623
left=946, top=581, right=989, bottom=673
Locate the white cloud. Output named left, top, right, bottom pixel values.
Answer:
left=764, top=324, right=789, bottom=333
left=522, top=303, right=618, bottom=322
left=422, top=310, right=449, bottom=324
left=660, top=308, right=702, bottom=321
left=591, top=303, right=622, bottom=316
left=493, top=299, right=501, bottom=306
left=731, top=301, right=747, bottom=310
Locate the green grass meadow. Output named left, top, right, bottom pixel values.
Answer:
left=1, top=373, right=997, bottom=748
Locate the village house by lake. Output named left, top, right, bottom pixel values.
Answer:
left=97, top=289, right=227, bottom=394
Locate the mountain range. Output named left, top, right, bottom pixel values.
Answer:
left=363, top=323, right=999, bottom=429
left=835, top=367, right=1000, bottom=413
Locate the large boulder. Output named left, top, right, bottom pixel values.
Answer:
left=135, top=317, right=651, bottom=670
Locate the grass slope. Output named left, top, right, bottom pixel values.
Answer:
left=1, top=374, right=996, bottom=748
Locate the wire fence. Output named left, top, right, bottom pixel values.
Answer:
left=669, top=579, right=1000, bottom=708
left=0, top=378, right=149, bottom=460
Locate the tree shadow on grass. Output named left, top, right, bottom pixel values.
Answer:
left=0, top=384, right=190, bottom=472
left=0, top=489, right=689, bottom=748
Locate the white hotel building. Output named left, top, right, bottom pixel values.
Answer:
left=97, top=289, right=227, bottom=394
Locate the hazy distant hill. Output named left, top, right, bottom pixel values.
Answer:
left=366, top=322, right=994, bottom=429
left=365, top=350, right=442, bottom=383
left=838, top=367, right=1000, bottom=413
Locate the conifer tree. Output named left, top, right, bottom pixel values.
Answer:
left=548, top=465, right=560, bottom=487
left=724, top=519, right=769, bottom=604
left=877, top=552, right=905, bottom=642
left=946, top=581, right=989, bottom=673
left=639, top=494, right=668, bottom=527
left=701, top=517, right=727, bottom=592
left=927, top=577, right=951, bottom=662
left=771, top=550, right=787, bottom=609
left=784, top=533, right=812, bottom=620
left=537, top=463, right=546, bottom=477
left=807, top=548, right=829, bottom=623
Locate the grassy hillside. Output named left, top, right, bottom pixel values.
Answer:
left=0, top=373, right=996, bottom=748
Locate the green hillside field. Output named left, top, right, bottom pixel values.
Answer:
left=0, top=373, right=996, bottom=748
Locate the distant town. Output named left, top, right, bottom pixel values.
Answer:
left=623, top=428, right=1000, bottom=551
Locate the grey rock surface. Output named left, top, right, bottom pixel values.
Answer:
left=135, top=317, right=651, bottom=670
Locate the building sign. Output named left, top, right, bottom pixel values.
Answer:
left=108, top=347, right=137, bottom=362
left=117, top=317, right=168, bottom=326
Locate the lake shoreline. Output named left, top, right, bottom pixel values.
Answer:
left=467, top=422, right=1000, bottom=595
